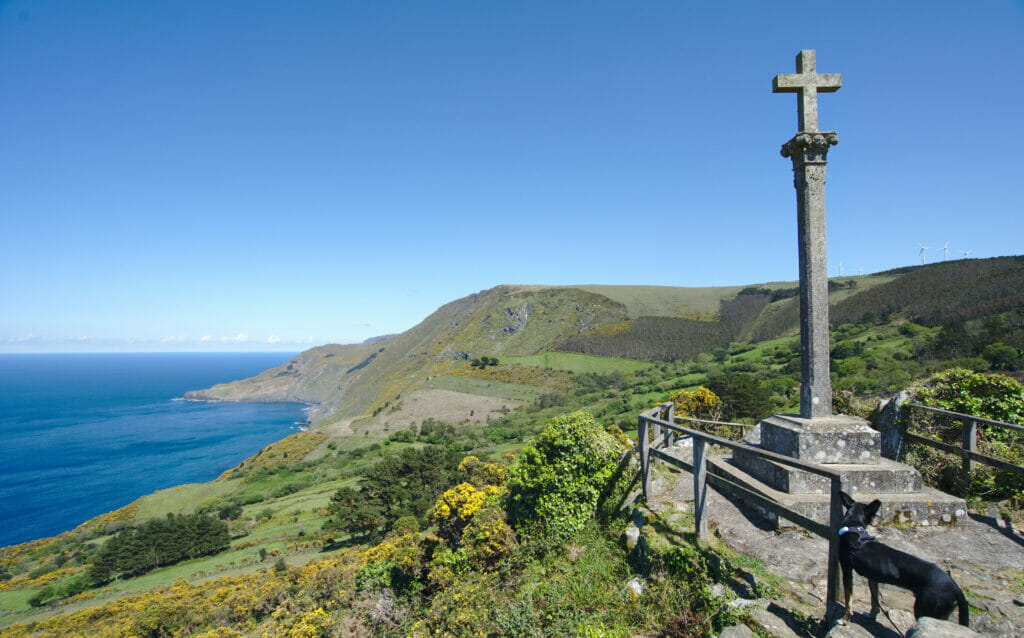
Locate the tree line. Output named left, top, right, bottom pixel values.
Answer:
left=87, top=513, right=230, bottom=585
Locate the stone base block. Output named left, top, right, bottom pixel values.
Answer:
left=760, top=414, right=880, bottom=464
left=708, top=457, right=967, bottom=528
left=733, top=446, right=922, bottom=494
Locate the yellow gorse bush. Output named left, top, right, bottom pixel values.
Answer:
left=670, top=386, right=723, bottom=422
left=457, top=455, right=509, bottom=487
left=0, top=553, right=367, bottom=638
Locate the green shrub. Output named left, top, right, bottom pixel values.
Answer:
left=505, top=411, right=629, bottom=543
left=705, top=373, right=773, bottom=422
left=908, top=368, right=1024, bottom=501
left=355, top=559, right=397, bottom=592
left=217, top=504, right=243, bottom=520
left=916, top=368, right=1024, bottom=423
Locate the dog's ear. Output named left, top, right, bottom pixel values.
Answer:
left=865, top=499, right=882, bottom=522
left=839, top=491, right=854, bottom=509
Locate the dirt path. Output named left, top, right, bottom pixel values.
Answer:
left=646, top=458, right=1023, bottom=637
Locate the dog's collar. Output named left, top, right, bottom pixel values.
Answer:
left=838, top=525, right=875, bottom=553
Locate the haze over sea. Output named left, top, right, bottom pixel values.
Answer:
left=0, top=353, right=305, bottom=548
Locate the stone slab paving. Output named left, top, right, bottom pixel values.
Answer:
left=649, top=465, right=1023, bottom=637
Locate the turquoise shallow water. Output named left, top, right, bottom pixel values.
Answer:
left=0, top=353, right=305, bottom=548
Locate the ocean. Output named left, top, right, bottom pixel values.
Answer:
left=0, top=353, right=307, bottom=548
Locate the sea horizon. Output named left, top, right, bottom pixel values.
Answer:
left=0, top=352, right=307, bottom=548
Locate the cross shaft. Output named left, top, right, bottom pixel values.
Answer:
left=773, top=50, right=841, bottom=132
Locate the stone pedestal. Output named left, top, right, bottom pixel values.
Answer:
left=759, top=414, right=879, bottom=464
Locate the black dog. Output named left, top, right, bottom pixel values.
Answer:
left=838, top=491, right=969, bottom=626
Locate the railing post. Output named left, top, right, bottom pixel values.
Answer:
left=825, top=477, right=844, bottom=626
left=639, top=416, right=650, bottom=502
left=962, top=419, right=977, bottom=482
left=665, top=403, right=676, bottom=446
left=693, top=437, right=708, bottom=542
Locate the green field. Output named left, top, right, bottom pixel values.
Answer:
left=502, top=352, right=649, bottom=374
left=133, top=481, right=236, bottom=519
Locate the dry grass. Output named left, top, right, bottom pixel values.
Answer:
left=365, top=389, right=519, bottom=431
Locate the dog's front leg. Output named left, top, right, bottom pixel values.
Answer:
left=868, top=580, right=881, bottom=620
left=842, top=568, right=854, bottom=621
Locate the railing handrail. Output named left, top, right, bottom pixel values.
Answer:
left=639, top=406, right=841, bottom=481
left=904, top=403, right=1024, bottom=433
left=637, top=401, right=845, bottom=625
left=674, top=414, right=755, bottom=430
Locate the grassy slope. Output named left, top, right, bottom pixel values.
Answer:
left=503, top=351, right=649, bottom=373
left=192, top=285, right=632, bottom=425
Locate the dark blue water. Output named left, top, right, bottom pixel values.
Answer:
left=0, top=353, right=306, bottom=548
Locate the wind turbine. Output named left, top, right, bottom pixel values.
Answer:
left=858, top=267, right=864, bottom=276
left=838, top=262, right=844, bottom=277
left=961, top=249, right=973, bottom=259
left=942, top=242, right=950, bottom=261
left=918, top=244, right=930, bottom=265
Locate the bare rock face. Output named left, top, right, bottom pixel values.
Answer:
left=905, top=617, right=982, bottom=638
left=502, top=302, right=530, bottom=334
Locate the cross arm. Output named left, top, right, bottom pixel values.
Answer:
left=772, top=73, right=842, bottom=93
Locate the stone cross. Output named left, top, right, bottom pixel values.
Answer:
left=774, top=50, right=840, bottom=419
left=772, top=49, right=841, bottom=133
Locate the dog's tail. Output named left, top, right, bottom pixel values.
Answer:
left=955, top=586, right=970, bottom=627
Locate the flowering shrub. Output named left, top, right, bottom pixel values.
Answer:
left=670, top=386, right=723, bottom=422
left=427, top=546, right=470, bottom=589
left=287, top=607, right=332, bottom=638
left=457, top=455, right=509, bottom=487
left=409, top=574, right=497, bottom=638
left=462, top=506, right=516, bottom=567
left=429, top=482, right=503, bottom=546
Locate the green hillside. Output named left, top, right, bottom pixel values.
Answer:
left=188, top=285, right=631, bottom=425
left=189, top=259, right=1022, bottom=426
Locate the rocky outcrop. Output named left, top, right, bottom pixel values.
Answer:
left=906, top=617, right=982, bottom=637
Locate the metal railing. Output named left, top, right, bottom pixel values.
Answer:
left=638, top=402, right=845, bottom=624
left=903, top=403, right=1024, bottom=481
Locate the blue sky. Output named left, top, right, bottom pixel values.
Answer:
left=2, top=1, right=1022, bottom=352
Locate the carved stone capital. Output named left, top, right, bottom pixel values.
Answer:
left=781, top=131, right=838, bottom=164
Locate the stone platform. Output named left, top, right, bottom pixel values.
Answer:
left=709, top=455, right=968, bottom=528
left=733, top=447, right=921, bottom=495
left=719, top=414, right=966, bottom=528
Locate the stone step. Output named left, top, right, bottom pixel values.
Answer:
left=733, top=445, right=922, bottom=495
left=708, top=456, right=967, bottom=528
